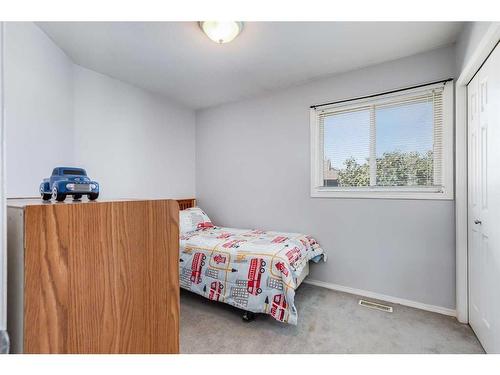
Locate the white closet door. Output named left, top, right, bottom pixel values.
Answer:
left=467, top=41, right=500, bottom=353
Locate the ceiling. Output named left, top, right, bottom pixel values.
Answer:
left=37, top=22, right=464, bottom=110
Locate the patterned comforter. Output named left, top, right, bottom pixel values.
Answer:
left=180, top=226, right=325, bottom=324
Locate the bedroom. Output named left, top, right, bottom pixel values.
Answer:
left=0, top=0, right=499, bottom=371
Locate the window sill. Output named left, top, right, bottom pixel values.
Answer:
left=311, top=188, right=454, bottom=200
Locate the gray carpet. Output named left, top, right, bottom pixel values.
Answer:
left=180, top=283, right=484, bottom=354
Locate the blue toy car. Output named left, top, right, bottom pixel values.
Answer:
left=40, top=167, right=99, bottom=202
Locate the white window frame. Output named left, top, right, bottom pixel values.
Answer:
left=310, top=81, right=454, bottom=200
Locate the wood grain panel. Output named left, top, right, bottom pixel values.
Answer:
left=24, top=200, right=179, bottom=353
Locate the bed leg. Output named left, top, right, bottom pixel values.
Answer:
left=242, top=311, right=256, bottom=322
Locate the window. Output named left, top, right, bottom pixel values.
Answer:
left=310, top=81, right=454, bottom=199
left=63, top=169, right=86, bottom=176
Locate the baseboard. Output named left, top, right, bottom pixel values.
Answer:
left=304, top=279, right=457, bottom=317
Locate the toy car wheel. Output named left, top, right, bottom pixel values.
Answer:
left=257, top=288, right=262, bottom=294
left=41, top=192, right=51, bottom=201
left=52, top=187, right=66, bottom=202
left=88, top=192, right=99, bottom=201
left=73, top=194, right=82, bottom=200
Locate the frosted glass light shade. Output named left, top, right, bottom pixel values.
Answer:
left=199, top=21, right=243, bottom=44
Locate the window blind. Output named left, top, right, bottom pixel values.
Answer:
left=317, top=85, right=445, bottom=191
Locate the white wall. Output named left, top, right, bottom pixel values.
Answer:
left=0, top=22, right=7, bottom=335
left=73, top=66, right=195, bottom=199
left=455, top=22, right=492, bottom=76
left=4, top=22, right=196, bottom=200
left=196, top=46, right=457, bottom=310
left=4, top=22, right=74, bottom=197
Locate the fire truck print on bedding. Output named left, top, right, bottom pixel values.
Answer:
left=180, top=226, right=326, bottom=324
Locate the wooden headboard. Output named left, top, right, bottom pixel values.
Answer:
left=177, top=198, right=196, bottom=210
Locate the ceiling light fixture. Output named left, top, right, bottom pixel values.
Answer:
left=198, top=21, right=243, bottom=44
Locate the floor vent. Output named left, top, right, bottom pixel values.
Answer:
left=359, top=299, right=393, bottom=313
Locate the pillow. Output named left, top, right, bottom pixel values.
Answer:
left=179, top=207, right=214, bottom=233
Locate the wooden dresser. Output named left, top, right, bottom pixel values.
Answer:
left=7, top=199, right=179, bottom=354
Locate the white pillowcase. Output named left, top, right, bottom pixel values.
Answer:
left=179, top=207, right=214, bottom=233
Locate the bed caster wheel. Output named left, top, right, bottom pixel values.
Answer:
left=242, top=311, right=256, bottom=322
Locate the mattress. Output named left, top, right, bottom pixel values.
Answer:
left=179, top=226, right=325, bottom=324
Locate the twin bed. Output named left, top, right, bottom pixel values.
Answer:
left=177, top=199, right=326, bottom=325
